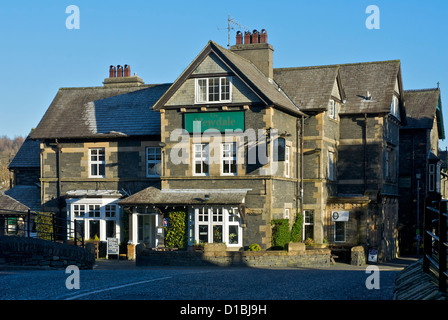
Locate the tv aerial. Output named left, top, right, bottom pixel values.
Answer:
left=218, top=15, right=250, bottom=48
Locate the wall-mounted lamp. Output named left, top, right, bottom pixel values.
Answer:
left=204, top=194, right=210, bottom=202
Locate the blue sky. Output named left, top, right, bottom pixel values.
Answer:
left=1, top=0, right=447, bottom=148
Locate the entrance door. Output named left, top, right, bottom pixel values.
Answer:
left=138, top=214, right=156, bottom=247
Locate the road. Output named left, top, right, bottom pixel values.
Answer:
left=0, top=257, right=416, bottom=301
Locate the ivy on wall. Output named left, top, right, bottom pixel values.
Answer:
left=164, top=210, right=188, bottom=249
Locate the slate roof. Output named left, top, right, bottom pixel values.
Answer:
left=402, top=88, right=440, bottom=129
left=273, top=65, right=343, bottom=111
left=30, top=84, right=171, bottom=140
left=4, top=186, right=41, bottom=212
left=0, top=191, right=30, bottom=214
left=118, top=186, right=251, bottom=206
left=338, top=60, right=403, bottom=115
left=8, top=136, right=40, bottom=169
left=153, top=41, right=306, bottom=117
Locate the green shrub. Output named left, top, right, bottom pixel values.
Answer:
left=164, top=210, right=188, bottom=249
left=271, top=219, right=290, bottom=249
left=290, top=211, right=303, bottom=242
left=35, top=212, right=54, bottom=240
left=248, top=243, right=261, bottom=251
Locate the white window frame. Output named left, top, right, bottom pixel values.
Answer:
left=285, top=146, right=290, bottom=177
left=221, top=142, right=237, bottom=176
left=193, top=143, right=209, bottom=176
left=89, top=148, right=106, bottom=178
left=303, top=210, right=314, bottom=241
left=195, top=77, right=232, bottom=104
left=146, top=147, right=162, bottom=177
left=192, top=206, right=242, bottom=247
left=67, top=199, right=120, bottom=242
left=328, top=151, right=335, bottom=181
left=284, top=208, right=290, bottom=220
left=390, top=95, right=400, bottom=120
left=329, top=99, right=340, bottom=120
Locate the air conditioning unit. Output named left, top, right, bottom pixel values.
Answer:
left=331, top=211, right=349, bottom=222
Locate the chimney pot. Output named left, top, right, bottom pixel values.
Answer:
left=117, top=65, right=123, bottom=77
left=260, top=29, right=267, bottom=43
left=236, top=31, right=243, bottom=45
left=252, top=30, right=259, bottom=43
left=109, top=65, right=116, bottom=78
left=244, top=31, right=251, bottom=44
left=124, top=64, right=131, bottom=77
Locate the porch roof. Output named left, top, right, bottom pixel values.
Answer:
left=65, top=190, right=124, bottom=198
left=118, top=187, right=251, bottom=206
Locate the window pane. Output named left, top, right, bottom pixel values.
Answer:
left=209, top=78, right=220, bottom=101
left=98, top=164, right=105, bottom=176
left=199, top=225, right=208, bottom=243
left=213, top=225, right=223, bottom=243
left=98, top=149, right=105, bottom=161
left=91, top=164, right=98, bottom=176
left=335, top=222, right=345, bottom=242
left=197, top=79, right=207, bottom=102
left=75, top=219, right=84, bottom=237
left=106, top=220, right=116, bottom=238
left=221, top=77, right=230, bottom=101
left=229, top=225, right=238, bottom=244
left=89, top=220, right=100, bottom=240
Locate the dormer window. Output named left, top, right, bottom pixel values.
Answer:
left=195, top=77, right=232, bottom=103
left=390, top=95, right=400, bottom=120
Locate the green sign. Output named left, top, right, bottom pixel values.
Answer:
left=184, top=111, right=244, bottom=133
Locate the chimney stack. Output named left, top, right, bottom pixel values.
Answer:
left=103, top=64, right=144, bottom=87
left=230, top=29, right=274, bottom=79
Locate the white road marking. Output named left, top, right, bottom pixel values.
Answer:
left=63, top=276, right=172, bottom=300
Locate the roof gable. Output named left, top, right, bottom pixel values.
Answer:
left=338, top=60, right=404, bottom=116
left=8, top=135, right=40, bottom=169
left=403, top=88, right=445, bottom=138
left=153, top=41, right=305, bottom=116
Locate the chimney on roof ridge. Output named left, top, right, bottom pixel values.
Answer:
left=230, top=28, right=273, bottom=79
left=103, top=64, right=144, bottom=87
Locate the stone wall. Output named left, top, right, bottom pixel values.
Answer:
left=136, top=243, right=331, bottom=268
left=0, top=236, right=95, bottom=269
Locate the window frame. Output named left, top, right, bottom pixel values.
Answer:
left=68, top=200, right=120, bottom=242
left=221, top=142, right=237, bottom=176
left=146, top=147, right=162, bottom=177
left=334, top=221, right=346, bottom=243
left=193, top=143, right=209, bottom=176
left=329, top=99, right=340, bottom=120
left=390, top=95, right=401, bottom=120
left=328, top=151, right=335, bottom=181
left=303, top=210, right=314, bottom=241
left=89, top=148, right=106, bottom=178
left=195, top=77, right=232, bottom=104
left=193, top=206, right=242, bottom=247
left=285, top=146, right=290, bottom=177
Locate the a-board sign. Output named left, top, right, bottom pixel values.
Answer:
left=107, top=237, right=119, bottom=256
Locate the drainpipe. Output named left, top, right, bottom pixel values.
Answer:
left=363, top=114, right=368, bottom=193
left=56, top=139, right=63, bottom=241
left=296, top=116, right=305, bottom=217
